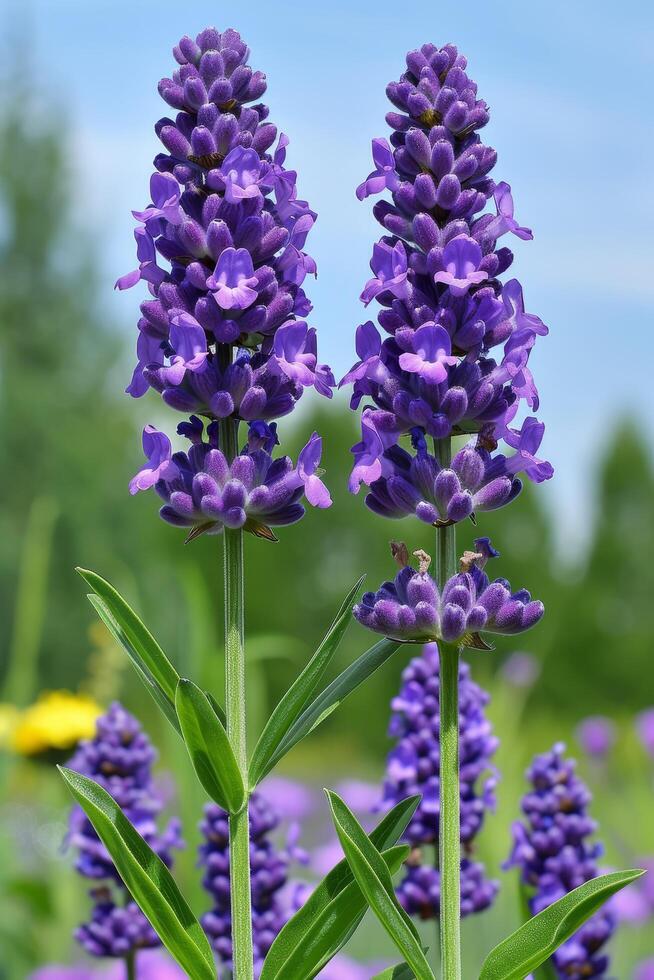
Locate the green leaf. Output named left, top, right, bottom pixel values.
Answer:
left=372, top=962, right=420, bottom=979
left=248, top=576, right=365, bottom=787
left=58, top=767, right=216, bottom=980
left=479, top=869, right=644, bottom=980
left=263, top=845, right=409, bottom=980
left=87, top=595, right=181, bottom=735
left=79, top=566, right=179, bottom=699
left=326, top=791, right=434, bottom=980
left=261, top=795, right=420, bottom=980
left=175, top=679, right=245, bottom=813
left=265, top=637, right=401, bottom=775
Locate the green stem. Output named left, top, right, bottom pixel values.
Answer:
left=220, top=406, right=254, bottom=980
left=434, top=437, right=461, bottom=980
left=125, top=950, right=136, bottom=980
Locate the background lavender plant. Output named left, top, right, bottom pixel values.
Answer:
left=199, top=791, right=305, bottom=976
left=66, top=703, right=183, bottom=963
left=381, top=643, right=499, bottom=919
left=506, top=743, right=615, bottom=978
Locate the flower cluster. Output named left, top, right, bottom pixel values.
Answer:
left=353, top=538, right=543, bottom=647
left=199, top=790, right=305, bottom=976
left=506, top=743, right=615, bottom=978
left=67, top=703, right=183, bottom=959
left=381, top=643, right=498, bottom=918
left=120, top=27, right=333, bottom=530
left=343, top=43, right=552, bottom=523
left=131, top=417, right=330, bottom=539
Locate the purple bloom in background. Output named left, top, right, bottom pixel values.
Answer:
left=575, top=716, right=616, bottom=761
left=199, top=791, right=305, bottom=976
left=131, top=416, right=329, bottom=538
left=29, top=951, right=186, bottom=980
left=636, top=960, right=654, bottom=980
left=353, top=539, right=543, bottom=646
left=318, top=955, right=390, bottom=979
left=66, top=703, right=183, bottom=960
left=381, top=643, right=499, bottom=919
left=636, top=708, right=654, bottom=757
left=258, top=776, right=318, bottom=822
left=343, top=42, right=552, bottom=513
left=506, top=743, right=615, bottom=978
left=500, top=652, right=541, bottom=689
left=612, top=855, right=654, bottom=926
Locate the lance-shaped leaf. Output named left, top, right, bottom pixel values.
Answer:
left=58, top=767, right=216, bottom=980
left=326, top=791, right=434, bottom=980
left=264, top=637, right=401, bottom=777
left=86, top=594, right=181, bottom=735
left=261, top=795, right=420, bottom=980
left=479, top=869, right=644, bottom=980
left=373, top=962, right=423, bottom=979
left=249, top=575, right=365, bottom=787
left=175, top=679, right=245, bottom=813
left=79, top=567, right=178, bottom=697
left=263, top=844, right=409, bottom=980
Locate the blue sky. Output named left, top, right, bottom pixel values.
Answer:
left=6, top=0, right=654, bottom=552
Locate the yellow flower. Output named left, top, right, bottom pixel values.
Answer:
left=0, top=703, right=20, bottom=749
left=10, top=690, right=103, bottom=757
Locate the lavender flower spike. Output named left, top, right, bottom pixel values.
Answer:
left=67, top=703, right=183, bottom=960
left=353, top=539, right=543, bottom=647
left=343, top=40, right=553, bottom=519
left=199, top=791, right=305, bottom=976
left=506, top=743, right=615, bottom=978
left=119, top=26, right=333, bottom=426
left=381, top=643, right=499, bottom=919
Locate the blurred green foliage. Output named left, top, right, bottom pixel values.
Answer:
left=1, top=80, right=653, bottom=980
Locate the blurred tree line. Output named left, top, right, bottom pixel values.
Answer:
left=1, top=87, right=653, bottom=759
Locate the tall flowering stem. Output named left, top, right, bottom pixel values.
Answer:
left=117, top=24, right=333, bottom=979
left=220, top=409, right=254, bottom=979
left=435, top=437, right=461, bottom=979
left=346, top=41, right=551, bottom=976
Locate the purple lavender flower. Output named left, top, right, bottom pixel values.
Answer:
left=353, top=539, right=543, bottom=646
left=119, top=27, right=334, bottom=524
left=506, top=743, right=615, bottom=978
left=636, top=708, right=654, bottom=758
left=500, top=651, right=540, bottom=689
left=131, top=416, right=329, bottom=538
left=575, top=716, right=616, bottom=761
left=343, top=42, right=552, bottom=511
left=636, top=960, right=654, bottom=980
left=66, top=703, right=183, bottom=959
left=74, top=894, right=159, bottom=958
left=381, top=643, right=498, bottom=919
left=119, top=28, right=329, bottom=411
left=199, top=790, right=304, bottom=976
left=360, top=427, right=551, bottom=526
